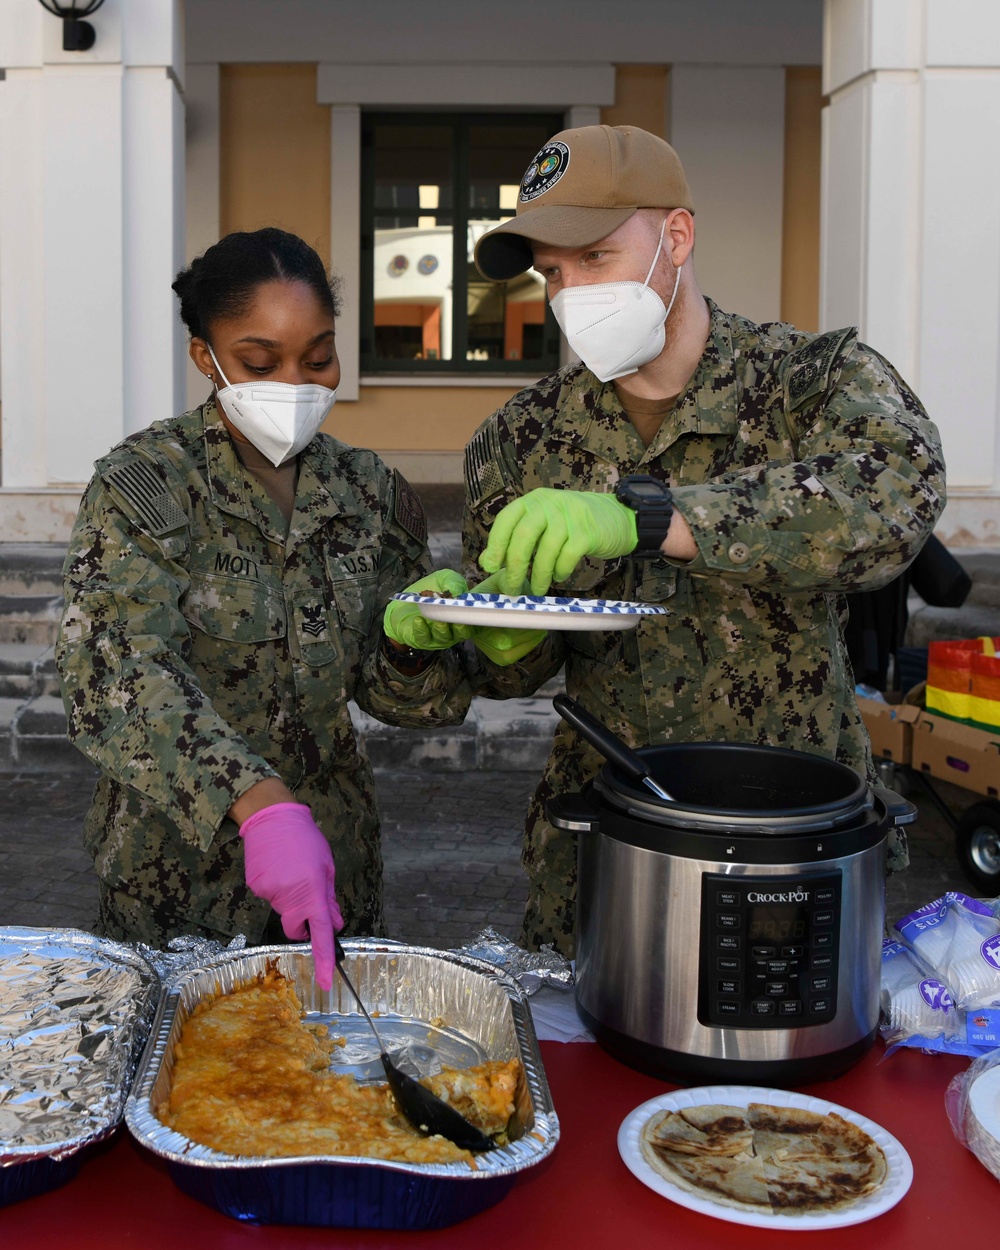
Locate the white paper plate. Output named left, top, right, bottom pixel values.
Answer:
left=967, top=1065, right=1000, bottom=1178
left=618, top=1084, right=913, bottom=1230
left=391, top=591, right=669, bottom=631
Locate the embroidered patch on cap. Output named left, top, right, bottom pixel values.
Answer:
left=520, top=141, right=571, bottom=203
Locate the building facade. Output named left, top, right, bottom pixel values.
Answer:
left=0, top=0, right=997, bottom=546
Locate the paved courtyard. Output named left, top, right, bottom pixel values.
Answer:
left=0, top=764, right=984, bottom=950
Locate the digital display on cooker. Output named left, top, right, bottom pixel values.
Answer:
left=698, top=871, right=842, bottom=1030
left=746, top=904, right=809, bottom=944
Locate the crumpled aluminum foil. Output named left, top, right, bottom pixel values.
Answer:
left=451, top=927, right=573, bottom=995
left=137, top=933, right=247, bottom=988
left=0, top=928, right=159, bottom=1163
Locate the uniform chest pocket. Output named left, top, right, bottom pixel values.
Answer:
left=183, top=572, right=286, bottom=643
left=325, top=546, right=381, bottom=638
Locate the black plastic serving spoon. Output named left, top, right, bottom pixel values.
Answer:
left=332, top=937, right=498, bottom=1152
left=553, top=693, right=676, bottom=802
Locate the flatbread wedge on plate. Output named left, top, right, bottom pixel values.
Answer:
left=640, top=1101, right=887, bottom=1217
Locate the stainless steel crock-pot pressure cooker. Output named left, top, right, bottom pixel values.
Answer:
left=547, top=734, right=916, bottom=1088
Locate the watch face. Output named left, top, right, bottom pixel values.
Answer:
left=631, top=482, right=665, bottom=500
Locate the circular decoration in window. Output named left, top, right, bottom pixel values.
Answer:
left=417, top=254, right=439, bottom=275
left=388, top=254, right=409, bottom=276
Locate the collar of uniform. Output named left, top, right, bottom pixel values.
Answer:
left=547, top=370, right=648, bottom=469
left=547, top=298, right=739, bottom=469
left=285, top=434, right=361, bottom=551
left=201, top=398, right=358, bottom=547
left=639, top=298, right=739, bottom=464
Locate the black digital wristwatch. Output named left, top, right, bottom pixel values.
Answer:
left=614, top=474, right=674, bottom=558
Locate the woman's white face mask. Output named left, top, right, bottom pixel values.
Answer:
left=207, top=345, right=337, bottom=467
left=548, top=218, right=682, bottom=384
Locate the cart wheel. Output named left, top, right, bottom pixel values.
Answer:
left=956, top=801, right=1000, bottom=893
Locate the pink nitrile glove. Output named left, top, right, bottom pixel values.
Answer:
left=239, top=802, right=344, bottom=991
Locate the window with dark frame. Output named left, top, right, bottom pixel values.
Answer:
left=360, top=113, right=563, bottom=375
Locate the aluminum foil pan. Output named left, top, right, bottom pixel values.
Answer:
left=125, top=939, right=559, bottom=1229
left=0, top=927, right=159, bottom=1207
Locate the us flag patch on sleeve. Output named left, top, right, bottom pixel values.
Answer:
left=464, top=421, right=507, bottom=509
left=102, top=458, right=187, bottom=536
left=392, top=469, right=427, bottom=545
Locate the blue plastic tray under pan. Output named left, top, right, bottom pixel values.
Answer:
left=125, top=941, right=559, bottom=1230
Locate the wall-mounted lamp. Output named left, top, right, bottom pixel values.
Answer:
left=37, top=0, right=107, bottom=52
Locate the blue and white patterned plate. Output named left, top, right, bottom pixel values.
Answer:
left=391, top=591, right=669, bottom=631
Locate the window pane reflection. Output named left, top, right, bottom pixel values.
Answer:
left=373, top=125, right=454, bottom=361
left=365, top=116, right=559, bottom=370
left=467, top=123, right=549, bottom=364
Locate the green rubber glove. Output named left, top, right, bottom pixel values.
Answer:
left=479, top=488, right=638, bottom=595
left=382, top=569, right=472, bottom=650
left=467, top=570, right=548, bottom=667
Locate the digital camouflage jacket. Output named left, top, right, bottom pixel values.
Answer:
left=57, top=398, right=472, bottom=943
left=462, top=300, right=946, bottom=953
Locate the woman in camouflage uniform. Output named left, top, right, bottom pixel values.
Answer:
left=56, top=229, right=472, bottom=986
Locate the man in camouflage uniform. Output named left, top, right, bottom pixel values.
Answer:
left=57, top=395, right=472, bottom=945
left=465, top=124, right=946, bottom=956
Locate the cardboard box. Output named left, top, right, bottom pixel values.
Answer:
left=857, top=695, right=922, bottom=764
left=910, top=711, right=1000, bottom=799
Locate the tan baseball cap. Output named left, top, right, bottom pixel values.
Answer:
left=474, top=124, right=694, bottom=281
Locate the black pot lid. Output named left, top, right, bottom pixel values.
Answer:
left=594, top=742, right=873, bottom=834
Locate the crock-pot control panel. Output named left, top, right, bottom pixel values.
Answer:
left=697, top=872, right=841, bottom=1030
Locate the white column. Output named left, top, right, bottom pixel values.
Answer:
left=184, top=62, right=220, bottom=411
left=329, top=104, right=361, bottom=402
left=822, top=0, right=1000, bottom=544
left=0, top=0, right=185, bottom=507
left=0, top=66, right=46, bottom=487
left=670, top=66, right=786, bottom=326
left=565, top=105, right=601, bottom=129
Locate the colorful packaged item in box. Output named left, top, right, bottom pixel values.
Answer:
left=926, top=637, right=1000, bottom=732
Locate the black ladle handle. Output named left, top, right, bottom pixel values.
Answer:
left=332, top=937, right=498, bottom=1153
left=553, top=693, right=674, bottom=802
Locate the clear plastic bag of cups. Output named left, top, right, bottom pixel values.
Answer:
left=883, top=892, right=1000, bottom=1057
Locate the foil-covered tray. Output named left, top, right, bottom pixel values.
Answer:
left=125, top=940, right=560, bottom=1229
left=0, top=927, right=159, bottom=1207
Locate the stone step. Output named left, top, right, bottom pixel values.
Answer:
left=0, top=543, right=67, bottom=595
left=0, top=690, right=562, bottom=776
left=955, top=552, right=1000, bottom=610
left=0, top=595, right=64, bottom=646
left=0, top=643, right=60, bottom=700
left=0, top=694, right=95, bottom=775
left=906, top=602, right=1000, bottom=648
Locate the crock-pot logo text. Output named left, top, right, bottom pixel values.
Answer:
left=746, top=889, right=811, bottom=903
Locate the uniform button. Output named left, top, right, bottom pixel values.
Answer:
left=727, top=542, right=750, bottom=564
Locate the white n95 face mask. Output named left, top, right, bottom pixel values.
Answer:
left=207, top=346, right=337, bottom=467
left=549, top=218, right=681, bottom=383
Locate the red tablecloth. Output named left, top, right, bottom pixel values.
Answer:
left=6, top=1041, right=992, bottom=1249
